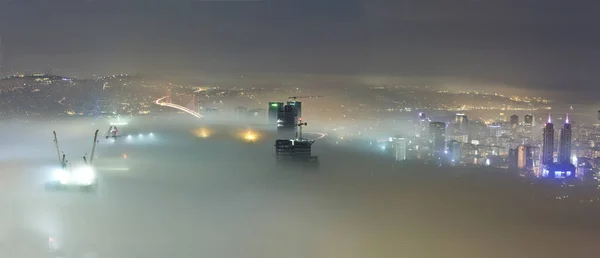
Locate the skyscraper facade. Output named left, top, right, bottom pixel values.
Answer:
left=508, top=148, right=518, bottom=169
left=455, top=114, right=468, bottom=131
left=395, top=138, right=407, bottom=161
left=542, top=115, right=555, bottom=165
left=268, top=102, right=283, bottom=124
left=277, top=104, right=298, bottom=133
left=517, top=145, right=533, bottom=170
left=429, top=122, right=446, bottom=155
left=416, top=112, right=430, bottom=138
left=448, top=140, right=461, bottom=163
left=287, top=101, right=302, bottom=119
left=524, top=114, right=534, bottom=126
left=558, top=115, right=572, bottom=164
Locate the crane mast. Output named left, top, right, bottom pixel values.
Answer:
left=53, top=131, right=63, bottom=167
left=89, top=129, right=99, bottom=165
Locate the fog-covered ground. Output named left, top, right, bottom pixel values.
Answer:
left=0, top=115, right=598, bottom=258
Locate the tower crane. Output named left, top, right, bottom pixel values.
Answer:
left=288, top=96, right=324, bottom=101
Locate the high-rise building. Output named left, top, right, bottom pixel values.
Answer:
left=429, top=122, right=446, bottom=154
left=517, top=145, right=533, bottom=170
left=524, top=114, right=534, bottom=126
left=558, top=114, right=572, bottom=164
left=510, top=115, right=519, bottom=128
left=268, top=102, right=284, bottom=124
left=455, top=114, right=468, bottom=131
left=395, top=138, right=407, bottom=161
left=448, top=140, right=461, bottom=163
left=287, top=101, right=302, bottom=119
left=542, top=115, right=555, bottom=165
left=416, top=112, right=429, bottom=138
left=277, top=104, right=298, bottom=133
left=508, top=148, right=518, bottom=169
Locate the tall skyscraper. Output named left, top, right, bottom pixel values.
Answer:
left=508, top=148, right=518, bottom=169
left=542, top=114, right=555, bottom=165
left=455, top=113, right=468, bottom=131
left=277, top=104, right=298, bottom=133
left=268, top=102, right=283, bottom=124
left=510, top=115, right=519, bottom=128
left=524, top=114, right=534, bottom=126
left=416, top=112, right=429, bottom=138
left=395, top=138, right=407, bottom=161
left=517, top=145, right=533, bottom=170
left=287, top=101, right=302, bottom=119
left=448, top=140, right=461, bottom=163
left=558, top=114, right=572, bottom=164
left=429, top=122, right=446, bottom=154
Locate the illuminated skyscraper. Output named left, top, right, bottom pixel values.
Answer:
left=268, top=102, right=283, bottom=124
left=542, top=114, right=554, bottom=165
left=416, top=112, right=429, bottom=138
left=277, top=104, right=298, bottom=133
left=517, top=145, right=533, bottom=170
left=429, top=122, right=446, bottom=155
left=558, top=114, right=572, bottom=164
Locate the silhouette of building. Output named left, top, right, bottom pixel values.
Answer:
left=510, top=115, right=519, bottom=128
left=429, top=122, right=446, bottom=155
left=524, top=114, right=534, bottom=126
left=509, top=148, right=518, bottom=169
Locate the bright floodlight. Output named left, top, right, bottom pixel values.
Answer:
left=193, top=128, right=211, bottom=138
left=51, top=165, right=96, bottom=186
left=52, top=168, right=69, bottom=185
left=73, top=165, right=97, bottom=186
left=244, top=131, right=258, bottom=141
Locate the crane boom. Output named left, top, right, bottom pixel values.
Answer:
left=288, top=95, right=324, bottom=100
left=53, top=131, right=62, bottom=166
left=89, top=129, right=99, bottom=165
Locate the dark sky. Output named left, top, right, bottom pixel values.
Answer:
left=1, top=0, right=599, bottom=91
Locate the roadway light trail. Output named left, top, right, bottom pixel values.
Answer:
left=304, top=132, right=327, bottom=140
left=155, top=96, right=203, bottom=119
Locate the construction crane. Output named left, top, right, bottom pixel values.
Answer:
left=288, top=96, right=324, bottom=101
left=296, top=118, right=308, bottom=140
left=48, top=130, right=99, bottom=190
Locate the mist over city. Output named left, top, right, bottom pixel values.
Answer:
left=1, top=0, right=600, bottom=258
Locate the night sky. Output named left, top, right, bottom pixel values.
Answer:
left=1, top=0, right=599, bottom=91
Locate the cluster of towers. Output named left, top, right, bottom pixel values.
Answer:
left=541, top=114, right=575, bottom=178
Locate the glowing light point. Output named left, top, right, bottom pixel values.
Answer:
left=547, top=113, right=552, bottom=124
left=565, top=113, right=569, bottom=124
